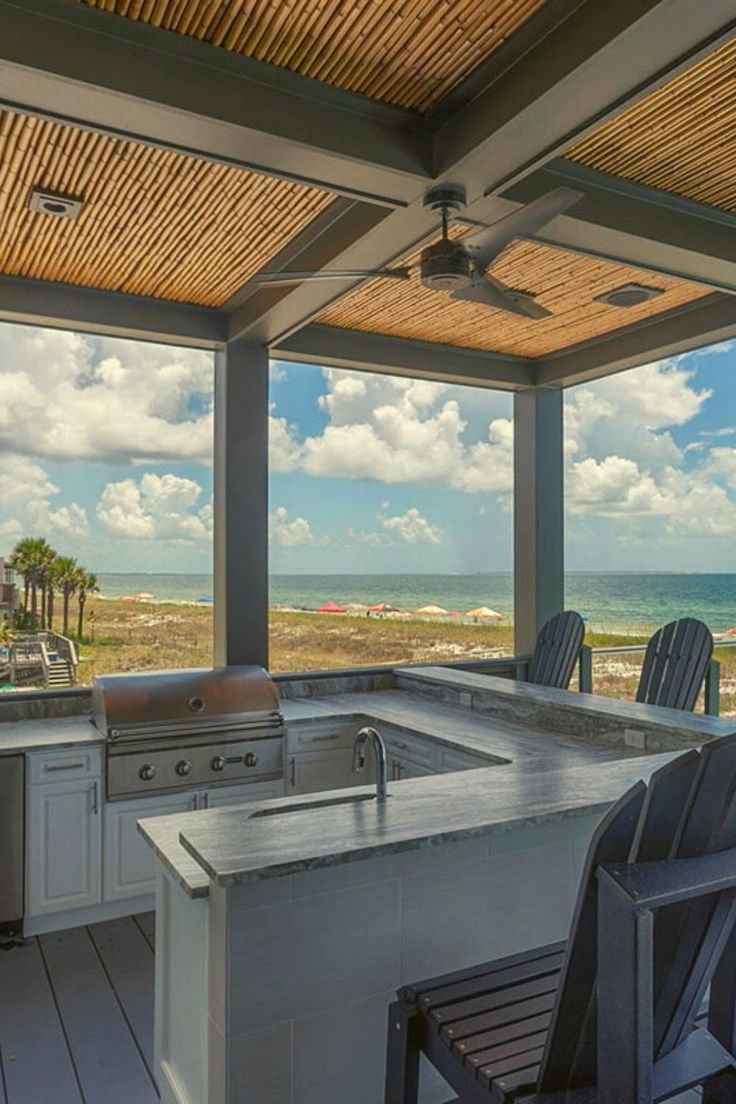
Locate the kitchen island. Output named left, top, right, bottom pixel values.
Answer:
left=139, top=669, right=734, bottom=1104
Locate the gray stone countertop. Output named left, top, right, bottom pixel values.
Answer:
left=174, top=750, right=681, bottom=891
left=0, top=714, right=100, bottom=755
left=282, top=689, right=647, bottom=769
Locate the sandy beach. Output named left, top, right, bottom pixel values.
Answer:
left=49, top=594, right=731, bottom=717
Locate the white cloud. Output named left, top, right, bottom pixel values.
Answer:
left=96, top=473, right=212, bottom=541
left=0, top=453, right=89, bottom=543
left=269, top=507, right=313, bottom=548
left=0, top=325, right=214, bottom=464
left=380, top=508, right=443, bottom=545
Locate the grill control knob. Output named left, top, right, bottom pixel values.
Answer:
left=139, top=764, right=156, bottom=782
left=210, top=755, right=226, bottom=772
left=244, top=752, right=259, bottom=768
left=175, top=760, right=192, bottom=777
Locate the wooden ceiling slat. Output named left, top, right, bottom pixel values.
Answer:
left=80, top=0, right=548, bottom=111
left=0, top=109, right=334, bottom=305
left=316, top=234, right=710, bottom=357
left=567, top=38, right=736, bottom=214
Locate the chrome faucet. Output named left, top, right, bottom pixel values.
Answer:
left=351, top=726, right=388, bottom=803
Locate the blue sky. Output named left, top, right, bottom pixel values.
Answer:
left=1, top=319, right=735, bottom=574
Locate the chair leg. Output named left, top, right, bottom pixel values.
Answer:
left=385, top=1000, right=422, bottom=1104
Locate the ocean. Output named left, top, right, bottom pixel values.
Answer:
left=95, top=573, right=736, bottom=634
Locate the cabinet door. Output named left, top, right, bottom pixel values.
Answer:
left=103, top=792, right=196, bottom=903
left=205, top=779, right=285, bottom=808
left=287, top=748, right=375, bottom=795
left=27, top=778, right=102, bottom=917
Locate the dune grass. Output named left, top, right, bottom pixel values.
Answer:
left=17, top=597, right=736, bottom=716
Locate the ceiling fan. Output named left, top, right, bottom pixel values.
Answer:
left=249, top=185, right=584, bottom=320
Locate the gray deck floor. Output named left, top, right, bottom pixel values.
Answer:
left=0, top=915, right=158, bottom=1104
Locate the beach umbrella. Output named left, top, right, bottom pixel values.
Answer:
left=137, top=592, right=155, bottom=600
left=417, top=604, right=448, bottom=616
left=318, top=600, right=347, bottom=613
left=368, top=602, right=396, bottom=613
left=346, top=602, right=369, bottom=612
left=449, top=610, right=462, bottom=619
left=467, top=606, right=503, bottom=620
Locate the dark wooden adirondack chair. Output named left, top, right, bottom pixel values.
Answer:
left=385, top=735, right=736, bottom=1103
left=637, top=618, right=714, bottom=713
left=523, top=610, right=586, bottom=691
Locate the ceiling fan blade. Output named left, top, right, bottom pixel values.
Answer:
left=249, top=267, right=412, bottom=286
left=461, top=187, right=584, bottom=273
left=451, top=275, right=551, bottom=320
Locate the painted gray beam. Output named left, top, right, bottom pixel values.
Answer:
left=536, top=292, right=736, bottom=388
left=0, top=274, right=226, bottom=348
left=213, top=341, right=269, bottom=668
left=514, top=388, right=564, bottom=656
left=0, top=0, right=430, bottom=207
left=437, top=0, right=736, bottom=199
left=273, top=324, right=534, bottom=390
left=500, top=161, right=736, bottom=294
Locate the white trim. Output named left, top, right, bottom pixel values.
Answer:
left=23, top=891, right=153, bottom=936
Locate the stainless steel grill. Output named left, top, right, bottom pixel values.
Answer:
left=92, top=666, right=284, bottom=800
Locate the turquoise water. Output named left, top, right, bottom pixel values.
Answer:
left=96, top=573, right=736, bottom=633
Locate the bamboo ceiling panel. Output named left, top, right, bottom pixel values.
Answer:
left=317, top=238, right=710, bottom=357
left=567, top=38, right=736, bottom=213
left=80, top=0, right=548, bottom=111
left=0, top=110, right=334, bottom=305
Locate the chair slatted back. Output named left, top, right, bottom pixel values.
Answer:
left=527, top=611, right=585, bottom=691
left=537, top=751, right=700, bottom=1092
left=637, top=618, right=713, bottom=712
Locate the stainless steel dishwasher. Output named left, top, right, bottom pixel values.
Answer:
left=0, top=756, right=24, bottom=937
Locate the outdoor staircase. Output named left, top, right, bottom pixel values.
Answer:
left=46, top=659, right=74, bottom=688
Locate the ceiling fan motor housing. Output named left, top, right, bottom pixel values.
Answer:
left=420, top=239, right=471, bottom=290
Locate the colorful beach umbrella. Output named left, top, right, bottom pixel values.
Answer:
left=467, top=606, right=503, bottom=620
left=417, top=604, right=448, bottom=615
left=347, top=602, right=369, bottom=612
left=368, top=602, right=396, bottom=613
left=318, top=600, right=347, bottom=613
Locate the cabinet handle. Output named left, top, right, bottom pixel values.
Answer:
left=289, top=756, right=296, bottom=787
left=310, top=732, right=340, bottom=742
left=396, top=761, right=402, bottom=780
left=91, top=781, right=99, bottom=815
left=202, top=792, right=209, bottom=809
left=192, top=793, right=199, bottom=810
left=45, top=761, right=85, bottom=772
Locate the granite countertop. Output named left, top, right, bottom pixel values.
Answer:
left=0, top=714, right=100, bottom=755
left=171, top=750, right=681, bottom=892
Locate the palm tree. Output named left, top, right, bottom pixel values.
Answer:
left=9, top=537, right=36, bottom=617
left=76, top=570, right=98, bottom=639
left=36, top=541, right=57, bottom=629
left=55, top=556, right=79, bottom=636
left=46, top=555, right=64, bottom=632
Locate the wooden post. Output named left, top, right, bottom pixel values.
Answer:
left=213, top=340, right=269, bottom=668
left=513, top=387, right=564, bottom=657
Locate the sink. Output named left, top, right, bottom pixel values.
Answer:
left=249, top=792, right=379, bottom=819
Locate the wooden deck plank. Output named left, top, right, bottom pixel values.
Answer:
left=39, top=928, right=158, bottom=1104
left=88, top=918, right=156, bottom=1074
left=0, top=939, right=82, bottom=1104
left=134, top=912, right=156, bottom=952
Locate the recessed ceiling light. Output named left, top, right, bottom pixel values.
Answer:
left=27, top=187, right=84, bottom=219
left=594, top=282, right=665, bottom=308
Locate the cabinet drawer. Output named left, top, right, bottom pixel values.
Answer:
left=205, top=779, right=285, bottom=807
left=287, top=721, right=360, bottom=752
left=384, top=731, right=436, bottom=769
left=29, top=746, right=102, bottom=785
left=440, top=746, right=490, bottom=773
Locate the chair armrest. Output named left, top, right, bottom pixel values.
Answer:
left=513, top=656, right=531, bottom=681
left=598, top=847, right=736, bottom=911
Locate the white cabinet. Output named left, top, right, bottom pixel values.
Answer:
left=286, top=747, right=375, bottom=795
left=103, top=792, right=196, bottom=903
left=27, top=774, right=102, bottom=918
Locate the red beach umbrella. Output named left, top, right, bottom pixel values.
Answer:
left=318, top=600, right=347, bottom=613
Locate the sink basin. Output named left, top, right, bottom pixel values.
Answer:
left=249, top=792, right=379, bottom=819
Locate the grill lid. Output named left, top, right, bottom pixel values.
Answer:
left=92, top=666, right=281, bottom=738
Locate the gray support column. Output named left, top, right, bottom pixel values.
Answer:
left=213, top=340, right=269, bottom=668
left=514, top=387, right=564, bottom=656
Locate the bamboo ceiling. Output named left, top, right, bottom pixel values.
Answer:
left=0, top=110, right=334, bottom=306
left=80, top=0, right=548, bottom=112
left=317, top=236, right=710, bottom=358
left=567, top=37, right=736, bottom=214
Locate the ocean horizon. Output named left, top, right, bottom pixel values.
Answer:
left=95, top=572, right=736, bottom=634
